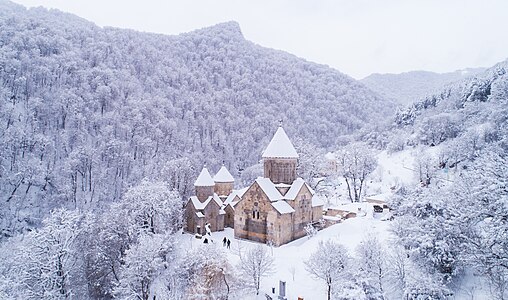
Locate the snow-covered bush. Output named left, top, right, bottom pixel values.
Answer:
left=304, top=223, right=318, bottom=237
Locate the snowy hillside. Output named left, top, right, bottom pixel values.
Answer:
left=362, top=68, right=485, bottom=106
left=0, top=0, right=394, bottom=235
left=381, top=60, right=508, bottom=300
left=392, top=60, right=508, bottom=149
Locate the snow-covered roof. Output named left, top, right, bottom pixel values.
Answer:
left=271, top=201, right=295, bottom=214
left=365, top=193, right=391, bottom=202
left=189, top=193, right=223, bottom=210
left=196, top=212, right=204, bottom=218
left=284, top=178, right=305, bottom=200
left=282, top=178, right=315, bottom=200
left=323, top=215, right=341, bottom=221
left=190, top=196, right=206, bottom=210
left=312, top=195, right=325, bottom=207
left=275, top=183, right=291, bottom=188
left=329, top=202, right=367, bottom=213
left=214, top=165, right=235, bottom=182
left=236, top=187, right=249, bottom=198
left=222, top=187, right=247, bottom=208
left=255, top=177, right=283, bottom=201
left=325, top=152, right=336, bottom=160
left=262, top=126, right=299, bottom=159
left=194, top=167, right=215, bottom=186
left=224, top=190, right=242, bottom=205
left=306, top=182, right=315, bottom=195
left=224, top=192, right=238, bottom=206
left=219, top=209, right=226, bottom=215
left=212, top=193, right=223, bottom=207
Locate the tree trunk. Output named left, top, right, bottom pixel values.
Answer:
left=344, top=177, right=354, bottom=203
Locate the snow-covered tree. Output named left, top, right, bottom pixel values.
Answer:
left=9, top=209, right=85, bottom=299
left=294, top=137, right=326, bottom=186
left=114, top=233, right=175, bottom=300
left=119, top=179, right=183, bottom=235
left=304, top=222, right=318, bottom=238
left=356, top=234, right=387, bottom=298
left=180, top=245, right=236, bottom=299
left=238, top=245, right=275, bottom=295
left=452, top=148, right=508, bottom=299
left=305, top=240, right=351, bottom=300
left=414, top=150, right=436, bottom=186
left=337, top=143, right=377, bottom=202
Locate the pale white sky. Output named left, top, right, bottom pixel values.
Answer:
left=11, top=0, right=508, bottom=79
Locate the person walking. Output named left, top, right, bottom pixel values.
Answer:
left=222, top=237, right=227, bottom=247
left=226, top=239, right=231, bottom=249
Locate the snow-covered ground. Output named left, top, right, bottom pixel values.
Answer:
left=179, top=149, right=415, bottom=298
left=366, top=149, right=417, bottom=196
left=180, top=215, right=392, bottom=299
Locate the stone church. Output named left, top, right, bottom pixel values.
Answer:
left=184, top=164, right=239, bottom=235
left=234, top=126, right=324, bottom=246
left=184, top=126, right=324, bottom=246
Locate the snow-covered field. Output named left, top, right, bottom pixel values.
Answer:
left=180, top=216, right=392, bottom=299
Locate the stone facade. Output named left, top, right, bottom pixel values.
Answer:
left=234, top=182, right=273, bottom=243
left=263, top=158, right=297, bottom=185
left=196, top=185, right=214, bottom=202
left=214, top=182, right=234, bottom=196
left=234, top=178, right=323, bottom=246
left=184, top=202, right=205, bottom=235
left=184, top=194, right=225, bottom=234
left=224, top=204, right=235, bottom=228
left=285, top=184, right=314, bottom=240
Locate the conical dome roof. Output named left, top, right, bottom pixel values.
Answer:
left=194, top=167, right=215, bottom=186
left=214, top=165, right=235, bottom=182
left=262, top=126, right=299, bottom=159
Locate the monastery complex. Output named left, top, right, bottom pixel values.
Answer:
left=184, top=126, right=324, bottom=246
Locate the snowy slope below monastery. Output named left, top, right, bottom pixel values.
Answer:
left=179, top=217, right=391, bottom=299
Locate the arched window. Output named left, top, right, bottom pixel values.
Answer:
left=253, top=208, right=260, bottom=219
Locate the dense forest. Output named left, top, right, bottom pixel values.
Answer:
left=0, top=0, right=393, bottom=237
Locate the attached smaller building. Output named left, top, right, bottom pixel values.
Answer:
left=184, top=165, right=242, bottom=234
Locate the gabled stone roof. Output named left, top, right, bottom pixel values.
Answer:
left=271, top=200, right=295, bottom=214
left=189, top=193, right=223, bottom=210
left=255, top=177, right=283, bottom=201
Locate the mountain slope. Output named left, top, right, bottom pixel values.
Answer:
left=391, top=60, right=508, bottom=155
left=0, top=1, right=393, bottom=235
left=362, top=68, right=485, bottom=106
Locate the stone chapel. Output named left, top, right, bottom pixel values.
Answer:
left=234, top=126, right=324, bottom=246
left=184, top=164, right=242, bottom=235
